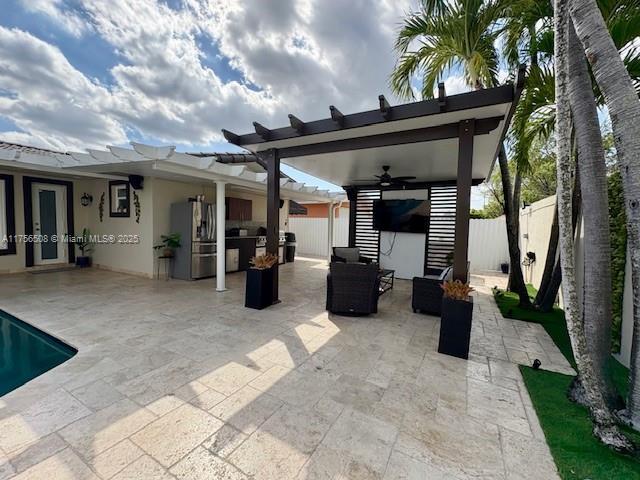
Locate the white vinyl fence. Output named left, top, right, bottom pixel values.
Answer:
left=468, top=216, right=509, bottom=272
left=289, top=217, right=349, bottom=258
left=289, top=215, right=508, bottom=271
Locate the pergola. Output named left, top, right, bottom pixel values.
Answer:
left=225, top=66, right=525, bottom=303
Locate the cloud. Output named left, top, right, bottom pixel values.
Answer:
left=18, top=0, right=91, bottom=38
left=0, top=26, right=127, bottom=150
left=2, top=0, right=421, bottom=151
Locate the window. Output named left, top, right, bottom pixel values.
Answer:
left=0, top=174, right=16, bottom=255
left=109, top=180, right=130, bottom=217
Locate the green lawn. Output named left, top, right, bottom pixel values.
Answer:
left=493, top=286, right=640, bottom=479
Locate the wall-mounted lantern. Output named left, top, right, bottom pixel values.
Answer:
left=80, top=193, right=93, bottom=207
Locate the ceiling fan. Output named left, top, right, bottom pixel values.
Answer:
left=354, top=165, right=416, bottom=187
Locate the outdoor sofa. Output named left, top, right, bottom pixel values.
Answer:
left=326, top=261, right=380, bottom=315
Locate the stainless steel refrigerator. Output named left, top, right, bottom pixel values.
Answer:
left=170, top=199, right=216, bottom=280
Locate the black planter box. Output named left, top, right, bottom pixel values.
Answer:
left=245, top=267, right=276, bottom=309
left=75, top=256, right=91, bottom=268
left=438, top=296, right=473, bottom=359
left=500, top=263, right=509, bottom=274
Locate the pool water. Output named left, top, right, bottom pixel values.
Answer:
left=0, top=310, right=76, bottom=396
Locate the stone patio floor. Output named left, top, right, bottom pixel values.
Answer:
left=0, top=257, right=574, bottom=479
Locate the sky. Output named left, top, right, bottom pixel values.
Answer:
left=0, top=0, right=486, bottom=207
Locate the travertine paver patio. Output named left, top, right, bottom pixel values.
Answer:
left=0, top=257, right=572, bottom=479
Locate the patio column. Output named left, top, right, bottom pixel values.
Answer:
left=216, top=181, right=226, bottom=291
left=345, top=187, right=357, bottom=247
left=265, top=149, right=280, bottom=302
left=453, top=119, right=474, bottom=282
left=327, top=202, right=335, bottom=263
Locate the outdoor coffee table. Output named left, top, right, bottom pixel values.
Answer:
left=378, top=269, right=395, bottom=295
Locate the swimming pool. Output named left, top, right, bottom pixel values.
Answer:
left=0, top=310, right=77, bottom=396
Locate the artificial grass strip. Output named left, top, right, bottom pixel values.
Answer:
left=520, top=366, right=640, bottom=479
left=494, top=286, right=640, bottom=478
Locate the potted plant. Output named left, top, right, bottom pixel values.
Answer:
left=75, top=228, right=94, bottom=268
left=245, top=253, right=279, bottom=310
left=153, top=233, right=181, bottom=257
left=438, top=280, right=475, bottom=359
left=500, top=262, right=509, bottom=274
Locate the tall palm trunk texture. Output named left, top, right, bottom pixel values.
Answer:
left=554, top=0, right=631, bottom=450
left=535, top=203, right=559, bottom=306
left=567, top=20, right=616, bottom=406
left=570, top=0, right=640, bottom=430
left=499, top=147, right=532, bottom=307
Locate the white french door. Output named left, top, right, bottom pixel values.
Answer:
left=32, top=183, right=67, bottom=265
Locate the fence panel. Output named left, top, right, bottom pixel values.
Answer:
left=468, top=216, right=509, bottom=272
left=289, top=215, right=507, bottom=270
left=288, top=217, right=349, bottom=257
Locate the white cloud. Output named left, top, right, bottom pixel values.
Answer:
left=0, top=27, right=127, bottom=150
left=18, top=0, right=90, bottom=38
left=3, top=0, right=440, bottom=151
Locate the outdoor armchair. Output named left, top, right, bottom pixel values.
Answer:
left=411, top=266, right=453, bottom=315
left=331, top=247, right=373, bottom=264
left=326, top=262, right=380, bottom=315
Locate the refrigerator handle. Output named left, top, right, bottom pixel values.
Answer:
left=209, top=205, right=215, bottom=240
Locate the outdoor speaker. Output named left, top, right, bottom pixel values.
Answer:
left=129, top=175, right=144, bottom=190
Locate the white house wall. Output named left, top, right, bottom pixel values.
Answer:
left=84, top=178, right=155, bottom=278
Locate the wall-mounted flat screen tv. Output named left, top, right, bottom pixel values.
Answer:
left=373, top=199, right=430, bottom=233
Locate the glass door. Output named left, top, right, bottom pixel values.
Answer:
left=32, top=183, right=67, bottom=265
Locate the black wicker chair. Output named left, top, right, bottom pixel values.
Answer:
left=411, top=266, right=453, bottom=315
left=326, top=262, right=380, bottom=315
left=331, top=247, right=373, bottom=264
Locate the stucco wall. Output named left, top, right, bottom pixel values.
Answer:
left=519, top=195, right=556, bottom=288
left=84, top=178, right=154, bottom=277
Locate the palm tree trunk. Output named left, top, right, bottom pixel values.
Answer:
left=554, top=0, right=631, bottom=450
left=570, top=0, right=640, bottom=430
left=498, top=146, right=532, bottom=307
left=535, top=202, right=559, bottom=306
left=539, top=169, right=581, bottom=312
left=567, top=20, right=616, bottom=405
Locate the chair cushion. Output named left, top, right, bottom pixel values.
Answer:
left=438, top=266, right=453, bottom=281
left=333, top=247, right=360, bottom=263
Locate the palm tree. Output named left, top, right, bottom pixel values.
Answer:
left=570, top=0, right=640, bottom=430
left=553, top=0, right=631, bottom=451
left=390, top=0, right=533, bottom=308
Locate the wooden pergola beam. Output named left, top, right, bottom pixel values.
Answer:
left=276, top=116, right=501, bottom=159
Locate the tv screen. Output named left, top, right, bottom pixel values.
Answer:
left=373, top=199, right=430, bottom=233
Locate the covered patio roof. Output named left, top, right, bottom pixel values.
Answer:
left=225, top=67, right=524, bottom=297
left=223, top=67, right=524, bottom=188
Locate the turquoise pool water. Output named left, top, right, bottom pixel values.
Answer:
left=0, top=310, right=76, bottom=396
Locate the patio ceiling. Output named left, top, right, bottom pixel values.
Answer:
left=224, top=68, right=524, bottom=187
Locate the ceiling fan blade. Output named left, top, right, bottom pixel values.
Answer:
left=390, top=176, right=417, bottom=181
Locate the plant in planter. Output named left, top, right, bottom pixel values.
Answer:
left=75, top=228, right=94, bottom=268
left=438, top=280, right=475, bottom=359
left=245, top=253, right=279, bottom=310
left=153, top=233, right=181, bottom=257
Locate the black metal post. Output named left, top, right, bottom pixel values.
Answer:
left=265, top=149, right=280, bottom=302
left=453, top=120, right=474, bottom=282
left=345, top=187, right=357, bottom=247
